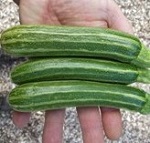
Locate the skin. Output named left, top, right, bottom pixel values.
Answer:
left=13, top=0, right=133, bottom=143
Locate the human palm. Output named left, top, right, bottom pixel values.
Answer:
left=13, top=0, right=132, bottom=143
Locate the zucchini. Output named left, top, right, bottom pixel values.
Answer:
left=11, top=58, right=150, bottom=84
left=1, top=25, right=150, bottom=68
left=8, top=80, right=150, bottom=114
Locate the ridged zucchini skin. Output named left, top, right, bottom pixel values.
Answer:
left=8, top=80, right=150, bottom=114
left=11, top=58, right=150, bottom=84
left=1, top=25, right=150, bottom=68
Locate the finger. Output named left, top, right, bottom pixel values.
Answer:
left=42, top=109, right=65, bottom=143
left=12, top=111, right=31, bottom=128
left=77, top=107, right=104, bottom=143
left=101, top=108, right=122, bottom=140
left=107, top=0, right=133, bottom=33
left=100, top=0, right=133, bottom=140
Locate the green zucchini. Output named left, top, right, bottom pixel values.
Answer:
left=1, top=25, right=150, bottom=68
left=8, top=80, right=150, bottom=114
left=11, top=58, right=150, bottom=84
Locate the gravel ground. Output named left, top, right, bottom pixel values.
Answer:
left=0, top=0, right=150, bottom=143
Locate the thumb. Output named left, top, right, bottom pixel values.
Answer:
left=107, top=0, right=133, bottom=34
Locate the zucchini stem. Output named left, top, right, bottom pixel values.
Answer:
left=131, top=44, right=150, bottom=68
left=137, top=68, right=150, bottom=84
left=141, top=93, right=150, bottom=114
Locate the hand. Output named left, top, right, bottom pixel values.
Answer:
left=13, top=0, right=132, bottom=143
